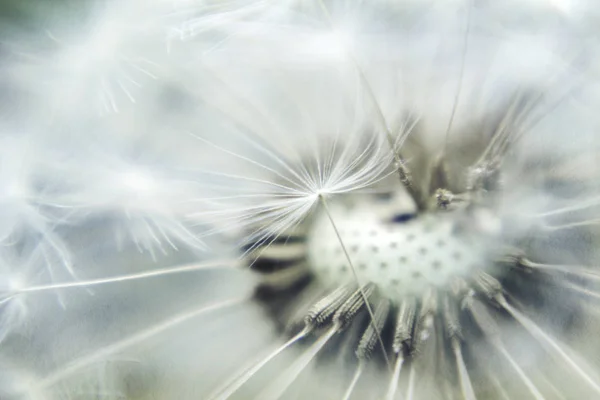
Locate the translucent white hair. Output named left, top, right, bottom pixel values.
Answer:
left=1, top=1, right=600, bottom=399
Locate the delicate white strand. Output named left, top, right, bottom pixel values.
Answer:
left=341, top=362, right=364, bottom=400
left=498, top=296, right=600, bottom=395
left=33, top=296, right=249, bottom=392
left=452, top=338, right=477, bottom=400
left=208, top=328, right=309, bottom=400
left=11, top=259, right=237, bottom=295
left=385, top=355, right=404, bottom=400
left=494, top=342, right=546, bottom=400
left=256, top=326, right=337, bottom=400
left=443, top=0, right=472, bottom=155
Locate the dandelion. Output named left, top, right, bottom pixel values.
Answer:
left=2, top=1, right=600, bottom=399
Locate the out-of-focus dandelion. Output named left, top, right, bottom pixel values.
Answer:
left=3, top=1, right=600, bottom=399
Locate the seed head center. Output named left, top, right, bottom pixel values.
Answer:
left=307, top=198, right=489, bottom=300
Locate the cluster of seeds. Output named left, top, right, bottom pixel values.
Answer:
left=228, top=139, right=600, bottom=400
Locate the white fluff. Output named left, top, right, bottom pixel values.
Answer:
left=2, top=1, right=600, bottom=399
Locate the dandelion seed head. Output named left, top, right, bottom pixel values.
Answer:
left=4, top=0, right=600, bottom=399
left=308, top=196, right=495, bottom=298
